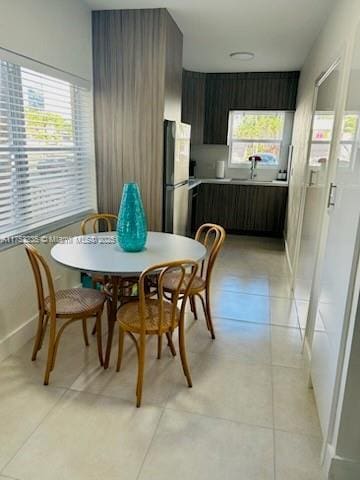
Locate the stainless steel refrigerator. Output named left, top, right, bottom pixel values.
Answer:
left=163, top=120, right=191, bottom=236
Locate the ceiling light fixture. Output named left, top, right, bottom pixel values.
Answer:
left=229, top=51, right=255, bottom=61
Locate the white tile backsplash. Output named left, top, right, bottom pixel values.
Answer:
left=191, top=144, right=280, bottom=181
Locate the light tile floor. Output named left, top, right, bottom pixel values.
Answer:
left=0, top=235, right=324, bottom=480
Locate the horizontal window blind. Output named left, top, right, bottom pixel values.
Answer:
left=0, top=59, right=95, bottom=239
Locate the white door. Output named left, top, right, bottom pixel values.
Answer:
left=311, top=30, right=360, bottom=437
left=293, top=64, right=340, bottom=317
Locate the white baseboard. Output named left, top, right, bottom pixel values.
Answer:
left=0, top=313, right=37, bottom=363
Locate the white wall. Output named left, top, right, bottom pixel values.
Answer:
left=0, top=0, right=93, bottom=360
left=0, top=0, right=92, bottom=81
left=0, top=224, right=84, bottom=362
left=190, top=144, right=281, bottom=181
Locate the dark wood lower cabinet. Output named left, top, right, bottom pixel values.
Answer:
left=194, top=183, right=288, bottom=237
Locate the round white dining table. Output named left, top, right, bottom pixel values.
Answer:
left=51, top=231, right=206, bottom=368
left=51, top=231, right=206, bottom=276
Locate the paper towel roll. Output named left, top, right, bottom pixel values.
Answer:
left=216, top=160, right=225, bottom=179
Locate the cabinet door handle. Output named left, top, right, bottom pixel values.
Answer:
left=327, top=182, right=337, bottom=208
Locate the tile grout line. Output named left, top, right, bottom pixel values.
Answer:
left=135, top=407, right=166, bottom=480
left=163, top=404, right=274, bottom=433
left=269, top=292, right=278, bottom=480
left=212, top=286, right=295, bottom=301
left=204, top=312, right=302, bottom=330
left=0, top=386, right=68, bottom=476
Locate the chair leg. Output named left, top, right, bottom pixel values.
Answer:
left=136, top=335, right=146, bottom=407
left=32, top=311, right=45, bottom=361
left=198, top=292, right=215, bottom=339
left=190, top=296, right=198, bottom=320
left=82, top=318, right=90, bottom=347
left=91, top=280, right=98, bottom=336
left=91, top=322, right=97, bottom=336
left=205, top=288, right=216, bottom=340
left=39, top=314, right=49, bottom=350
left=116, top=327, right=125, bottom=372
left=197, top=293, right=211, bottom=331
left=96, top=312, right=103, bottom=366
left=157, top=334, right=162, bottom=360
left=44, top=317, right=56, bottom=385
left=166, top=332, right=177, bottom=357
left=104, top=278, right=119, bottom=369
left=178, top=317, right=192, bottom=388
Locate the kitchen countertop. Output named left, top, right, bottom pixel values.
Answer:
left=188, top=178, right=288, bottom=190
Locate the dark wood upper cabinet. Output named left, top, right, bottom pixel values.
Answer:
left=204, top=72, right=299, bottom=144
left=182, top=70, right=299, bottom=145
left=181, top=70, right=206, bottom=145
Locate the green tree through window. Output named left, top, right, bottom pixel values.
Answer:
left=234, top=113, right=283, bottom=140
left=25, top=107, right=73, bottom=144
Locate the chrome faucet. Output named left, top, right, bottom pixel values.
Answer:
left=249, top=156, right=258, bottom=180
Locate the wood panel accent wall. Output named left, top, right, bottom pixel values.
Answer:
left=181, top=70, right=206, bottom=144
left=92, top=9, right=182, bottom=231
left=164, top=14, right=183, bottom=122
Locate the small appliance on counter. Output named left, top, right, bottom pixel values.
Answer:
left=163, top=120, right=191, bottom=236
left=276, top=169, right=288, bottom=181
left=216, top=160, right=225, bottom=179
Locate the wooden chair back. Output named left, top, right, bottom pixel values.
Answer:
left=138, top=260, right=198, bottom=334
left=80, top=213, right=117, bottom=234
left=195, top=223, right=226, bottom=286
left=25, top=243, right=56, bottom=318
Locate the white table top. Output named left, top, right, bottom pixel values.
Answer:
left=51, top=231, right=206, bottom=276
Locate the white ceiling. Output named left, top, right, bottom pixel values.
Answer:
left=85, top=0, right=335, bottom=72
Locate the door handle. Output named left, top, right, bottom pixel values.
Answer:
left=327, top=182, right=337, bottom=208
left=309, top=170, right=317, bottom=186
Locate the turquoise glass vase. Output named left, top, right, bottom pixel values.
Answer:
left=116, top=183, right=147, bottom=252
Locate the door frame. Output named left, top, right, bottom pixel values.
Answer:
left=290, top=56, right=343, bottom=317
left=303, top=40, right=355, bottom=352
left=311, top=26, right=360, bottom=466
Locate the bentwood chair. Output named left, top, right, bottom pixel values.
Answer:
left=116, top=260, right=198, bottom=407
left=163, top=223, right=226, bottom=340
left=80, top=213, right=118, bottom=287
left=25, top=243, right=106, bottom=385
left=80, top=213, right=118, bottom=235
left=80, top=213, right=137, bottom=300
left=81, top=213, right=120, bottom=336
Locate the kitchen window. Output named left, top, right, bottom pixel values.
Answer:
left=0, top=56, right=95, bottom=242
left=227, top=111, right=293, bottom=167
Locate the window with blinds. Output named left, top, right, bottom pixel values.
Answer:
left=0, top=58, right=95, bottom=240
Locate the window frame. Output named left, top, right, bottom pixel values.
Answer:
left=0, top=53, right=96, bottom=251
left=227, top=110, right=292, bottom=169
